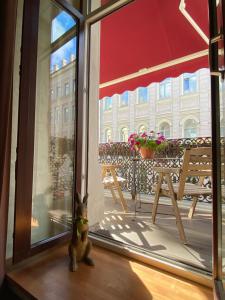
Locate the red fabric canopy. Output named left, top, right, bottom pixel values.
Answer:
left=99, top=0, right=209, bottom=98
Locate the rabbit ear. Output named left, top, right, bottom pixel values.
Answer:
left=75, top=192, right=82, bottom=204
left=83, top=193, right=89, bottom=205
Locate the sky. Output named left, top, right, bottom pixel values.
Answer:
left=50, top=11, right=77, bottom=72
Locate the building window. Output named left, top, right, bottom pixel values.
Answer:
left=120, top=127, right=129, bottom=142
left=183, top=73, right=197, bottom=94
left=138, top=87, right=148, bottom=104
left=50, top=88, right=54, bottom=100
left=54, top=107, right=60, bottom=124
left=104, top=97, right=112, bottom=111
left=105, top=129, right=112, bottom=143
left=138, top=124, right=147, bottom=133
left=159, top=122, right=170, bottom=138
left=120, top=91, right=129, bottom=107
left=159, top=78, right=171, bottom=99
left=63, top=106, right=69, bottom=123
left=56, top=86, right=61, bottom=98
left=64, top=82, right=70, bottom=96
left=183, top=119, right=198, bottom=138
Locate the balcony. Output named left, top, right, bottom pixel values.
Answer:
left=89, top=138, right=214, bottom=272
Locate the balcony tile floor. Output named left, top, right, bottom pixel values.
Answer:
left=90, top=191, right=212, bottom=271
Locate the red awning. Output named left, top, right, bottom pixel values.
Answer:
left=99, top=0, right=209, bottom=98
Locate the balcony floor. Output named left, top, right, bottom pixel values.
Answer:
left=90, top=191, right=212, bottom=271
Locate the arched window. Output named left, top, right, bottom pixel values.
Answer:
left=120, top=127, right=129, bottom=142
left=105, top=129, right=112, bottom=143
left=183, top=119, right=198, bottom=138
left=138, top=124, right=147, bottom=134
left=159, top=122, right=170, bottom=138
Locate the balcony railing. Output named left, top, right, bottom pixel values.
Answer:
left=99, top=137, right=212, bottom=203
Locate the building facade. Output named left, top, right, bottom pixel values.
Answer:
left=99, top=68, right=212, bottom=143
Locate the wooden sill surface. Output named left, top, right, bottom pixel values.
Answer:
left=7, top=245, right=213, bottom=300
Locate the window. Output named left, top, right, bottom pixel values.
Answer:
left=56, top=86, right=61, bottom=97
left=105, top=129, right=112, bottom=142
left=120, top=91, right=129, bottom=107
left=183, top=73, right=197, bottom=94
left=159, top=78, right=171, bottom=99
left=50, top=88, right=54, bottom=100
left=64, top=82, right=70, bottom=96
left=183, top=119, right=198, bottom=138
left=120, top=127, right=129, bottom=142
left=138, top=87, right=148, bottom=104
left=159, top=122, right=170, bottom=138
left=138, top=125, right=147, bottom=133
left=54, top=107, right=60, bottom=124
left=104, top=97, right=112, bottom=111
left=51, top=11, right=76, bottom=43
left=63, top=106, right=69, bottom=123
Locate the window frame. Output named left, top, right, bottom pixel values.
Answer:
left=183, top=118, right=198, bottom=138
left=137, top=87, right=149, bottom=104
left=158, top=78, right=172, bottom=100
left=119, top=91, right=129, bottom=107
left=182, top=72, right=197, bottom=95
left=104, top=96, right=112, bottom=111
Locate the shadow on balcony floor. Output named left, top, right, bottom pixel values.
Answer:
left=90, top=191, right=212, bottom=272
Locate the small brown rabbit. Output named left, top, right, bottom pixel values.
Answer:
left=68, top=193, right=94, bottom=271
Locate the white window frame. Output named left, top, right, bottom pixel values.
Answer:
left=120, top=91, right=129, bottom=107
left=104, top=97, right=112, bottom=111
left=183, top=118, right=198, bottom=138
left=182, top=73, right=197, bottom=95
left=64, top=82, right=70, bottom=96
left=158, top=78, right=172, bottom=100
left=120, top=127, right=129, bottom=142
left=159, top=122, right=171, bottom=138
left=137, top=87, right=149, bottom=104
left=63, top=106, right=69, bottom=123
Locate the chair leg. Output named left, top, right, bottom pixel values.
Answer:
left=188, top=197, right=198, bottom=219
left=152, top=172, right=163, bottom=224
left=117, top=186, right=128, bottom=212
left=109, top=187, right=117, bottom=203
left=166, top=174, right=187, bottom=244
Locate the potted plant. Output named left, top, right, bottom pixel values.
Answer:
left=128, top=130, right=168, bottom=159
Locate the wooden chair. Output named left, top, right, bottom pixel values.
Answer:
left=152, top=147, right=212, bottom=243
left=101, top=164, right=128, bottom=212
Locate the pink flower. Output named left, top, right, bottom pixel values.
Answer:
left=141, top=132, right=147, bottom=138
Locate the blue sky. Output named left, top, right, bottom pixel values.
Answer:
left=50, top=11, right=77, bottom=72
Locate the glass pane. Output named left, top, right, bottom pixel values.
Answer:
left=51, top=11, right=76, bottom=42
left=89, top=1, right=212, bottom=274
left=88, top=0, right=115, bottom=14
left=31, top=0, right=77, bottom=244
